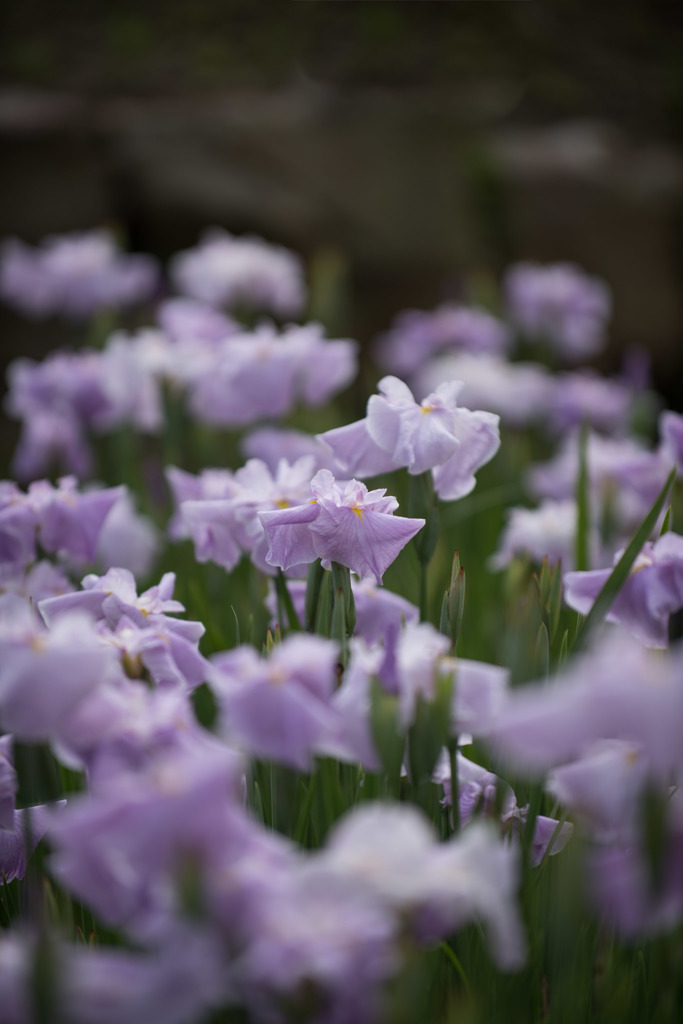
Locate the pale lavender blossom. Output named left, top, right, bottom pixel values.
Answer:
left=549, top=370, right=632, bottom=435
left=564, top=533, right=683, bottom=648
left=0, top=483, right=38, bottom=569
left=187, top=323, right=358, bottom=427
left=325, top=626, right=508, bottom=768
left=376, top=303, right=511, bottom=376
left=529, top=431, right=671, bottom=535
left=503, top=261, right=611, bottom=360
left=95, top=492, right=160, bottom=578
left=415, top=353, right=554, bottom=428
left=235, top=865, right=396, bottom=1024
left=265, top=575, right=419, bottom=643
left=11, top=407, right=94, bottom=483
left=0, top=477, right=123, bottom=567
left=156, top=296, right=238, bottom=343
left=659, top=410, right=683, bottom=473
left=547, top=739, right=647, bottom=844
left=490, top=499, right=587, bottom=572
left=165, top=465, right=237, bottom=542
left=587, top=792, right=683, bottom=940
left=208, top=636, right=340, bottom=770
left=170, top=228, right=306, bottom=317
left=39, top=568, right=188, bottom=633
left=92, top=332, right=165, bottom=435
left=28, top=478, right=124, bottom=564
left=178, top=457, right=317, bottom=575
left=5, top=351, right=106, bottom=480
left=434, top=751, right=573, bottom=868
left=1, top=737, right=65, bottom=883
left=486, top=633, right=683, bottom=786
left=0, top=230, right=159, bottom=320
left=59, top=928, right=229, bottom=1024
left=318, top=803, right=526, bottom=970
left=260, top=469, right=425, bottom=583
left=319, top=376, right=500, bottom=501
left=0, top=560, right=73, bottom=610
left=0, top=605, right=116, bottom=740
left=49, top=738, right=246, bottom=938
left=241, top=426, right=345, bottom=475
left=1, top=803, right=65, bottom=884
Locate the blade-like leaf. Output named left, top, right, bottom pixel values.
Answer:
left=575, top=466, right=676, bottom=649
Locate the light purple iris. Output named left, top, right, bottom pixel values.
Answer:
left=529, top=431, right=672, bottom=535
left=415, top=352, right=554, bottom=429
left=564, top=532, right=683, bottom=648
left=319, top=376, right=500, bottom=501
left=241, top=426, right=345, bottom=475
left=1, top=735, right=66, bottom=885
left=208, top=635, right=340, bottom=770
left=156, top=296, right=239, bottom=343
left=490, top=499, right=589, bottom=572
left=375, top=303, right=511, bottom=376
left=549, top=369, right=632, bottom=436
left=503, top=261, right=611, bottom=361
left=170, top=228, right=306, bottom=316
left=177, top=456, right=317, bottom=575
left=660, top=410, right=683, bottom=473
left=259, top=469, right=425, bottom=583
left=0, top=605, right=117, bottom=741
left=235, top=864, right=396, bottom=1024
left=317, top=802, right=526, bottom=970
left=49, top=737, right=246, bottom=938
left=434, top=751, right=573, bottom=868
left=586, top=791, right=683, bottom=940
left=265, top=575, right=419, bottom=643
left=0, top=230, right=159, bottom=320
left=486, top=633, right=683, bottom=786
left=187, top=323, right=358, bottom=428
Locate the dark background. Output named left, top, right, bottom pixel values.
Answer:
left=1, top=1, right=682, bottom=419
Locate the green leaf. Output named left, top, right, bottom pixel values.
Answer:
left=305, top=559, right=325, bottom=631
left=575, top=421, right=591, bottom=572
left=534, top=621, right=550, bottom=678
left=575, top=467, right=676, bottom=649
left=274, top=570, right=302, bottom=633
left=660, top=505, right=672, bottom=536
left=408, top=671, right=454, bottom=787
left=369, top=679, right=406, bottom=793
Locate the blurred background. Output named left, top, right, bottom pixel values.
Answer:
left=1, top=0, right=682, bottom=414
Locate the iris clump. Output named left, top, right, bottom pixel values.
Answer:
left=0, top=228, right=682, bottom=1024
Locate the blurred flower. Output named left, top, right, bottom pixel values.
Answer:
left=156, top=296, right=239, bottom=343
left=490, top=499, right=589, bottom=572
left=549, top=369, right=632, bottom=435
left=209, top=636, right=340, bottom=770
left=170, top=228, right=306, bottom=317
left=0, top=230, right=158, bottom=320
left=415, top=352, right=554, bottom=428
left=503, top=261, right=611, bottom=360
left=376, top=304, right=511, bottom=376
left=318, top=803, right=525, bottom=970
left=564, top=533, right=683, bottom=648
left=187, top=323, right=357, bottom=427
left=529, top=431, right=671, bottom=535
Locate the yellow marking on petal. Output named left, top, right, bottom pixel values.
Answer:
left=421, top=404, right=435, bottom=414
left=275, top=499, right=290, bottom=509
left=351, top=506, right=364, bottom=519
